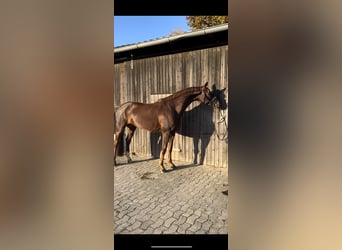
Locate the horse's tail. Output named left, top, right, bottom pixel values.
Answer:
left=114, top=102, right=132, bottom=156
left=114, top=105, right=124, bottom=140
left=114, top=106, right=118, bottom=134
left=114, top=102, right=131, bottom=132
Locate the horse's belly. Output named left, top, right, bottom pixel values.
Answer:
left=129, top=115, right=160, bottom=131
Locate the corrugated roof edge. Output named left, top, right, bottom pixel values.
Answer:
left=113, top=23, right=228, bottom=54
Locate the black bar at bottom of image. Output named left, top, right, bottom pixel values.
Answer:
left=114, top=234, right=228, bottom=250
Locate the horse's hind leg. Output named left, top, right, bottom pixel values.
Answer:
left=113, top=134, right=117, bottom=166
left=113, top=133, right=119, bottom=166
left=167, top=131, right=176, bottom=169
left=125, top=125, right=136, bottom=163
left=114, top=125, right=125, bottom=166
left=159, top=131, right=170, bottom=173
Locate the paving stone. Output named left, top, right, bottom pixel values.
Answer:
left=163, top=217, right=177, bottom=227
left=218, top=227, right=228, bottom=234
left=164, top=224, right=179, bottom=234
left=150, top=220, right=164, bottom=229
left=140, top=220, right=155, bottom=230
left=194, top=210, right=202, bottom=216
left=208, top=227, right=219, bottom=234
left=187, top=221, right=202, bottom=232
left=114, top=156, right=228, bottom=234
left=186, top=214, right=200, bottom=225
left=196, top=214, right=209, bottom=224
left=129, top=221, right=142, bottom=230
left=160, top=206, right=171, bottom=214
left=119, top=215, right=130, bottom=224
left=173, top=215, right=187, bottom=226
left=176, top=222, right=192, bottom=234
left=201, top=221, right=212, bottom=232
left=153, top=226, right=165, bottom=234
left=173, top=210, right=184, bottom=220
left=144, top=227, right=155, bottom=234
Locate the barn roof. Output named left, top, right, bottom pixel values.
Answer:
left=114, top=24, right=228, bottom=63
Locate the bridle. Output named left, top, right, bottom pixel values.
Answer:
left=204, top=90, right=228, bottom=141
left=204, top=90, right=217, bottom=104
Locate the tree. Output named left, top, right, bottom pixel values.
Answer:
left=186, top=16, right=228, bottom=30
left=169, top=28, right=186, bottom=36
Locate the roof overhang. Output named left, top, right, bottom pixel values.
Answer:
left=114, top=24, right=228, bottom=63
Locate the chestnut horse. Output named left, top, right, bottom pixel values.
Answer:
left=113, top=82, right=218, bottom=173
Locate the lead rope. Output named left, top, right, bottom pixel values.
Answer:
left=216, top=109, right=228, bottom=141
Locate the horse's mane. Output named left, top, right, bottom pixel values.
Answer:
left=158, top=86, right=201, bottom=102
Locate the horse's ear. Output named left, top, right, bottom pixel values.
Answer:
left=203, top=82, right=208, bottom=88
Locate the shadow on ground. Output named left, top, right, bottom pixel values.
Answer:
left=170, top=163, right=201, bottom=171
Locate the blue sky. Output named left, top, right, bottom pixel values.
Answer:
left=114, top=16, right=191, bottom=47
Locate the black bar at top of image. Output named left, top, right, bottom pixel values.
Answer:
left=114, top=0, right=228, bottom=16
left=114, top=234, right=228, bottom=250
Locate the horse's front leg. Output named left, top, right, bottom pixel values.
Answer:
left=167, top=132, right=176, bottom=169
left=159, top=131, right=170, bottom=173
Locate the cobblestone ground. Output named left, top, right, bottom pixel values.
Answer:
left=114, top=155, right=228, bottom=234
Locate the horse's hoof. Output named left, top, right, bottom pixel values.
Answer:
left=127, top=159, right=132, bottom=164
left=160, top=167, right=166, bottom=173
left=169, top=163, right=176, bottom=169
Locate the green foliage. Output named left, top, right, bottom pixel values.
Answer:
left=186, top=16, right=228, bottom=30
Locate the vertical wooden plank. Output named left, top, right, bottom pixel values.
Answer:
left=223, top=45, right=228, bottom=168
left=189, top=50, right=195, bottom=164
left=169, top=54, right=173, bottom=93
left=214, top=47, right=220, bottom=167
left=215, top=47, right=221, bottom=167
left=200, top=48, right=210, bottom=165
left=175, top=53, right=181, bottom=91
left=211, top=47, right=219, bottom=167
left=161, top=56, right=165, bottom=94
left=136, top=60, right=141, bottom=154
left=165, top=55, right=169, bottom=93
left=133, top=59, right=137, bottom=154
left=184, top=50, right=190, bottom=163
left=119, top=64, right=125, bottom=104
left=206, top=48, right=213, bottom=166
left=129, top=60, right=134, bottom=154
left=171, top=54, right=175, bottom=93
left=184, top=51, right=190, bottom=163
left=152, top=57, right=157, bottom=95
left=145, top=58, right=151, bottom=156
left=201, top=48, right=209, bottom=84
left=181, top=52, right=186, bottom=90
left=219, top=46, right=226, bottom=168
left=155, top=57, right=159, bottom=94
left=114, top=65, right=119, bottom=106
left=140, top=60, right=144, bottom=155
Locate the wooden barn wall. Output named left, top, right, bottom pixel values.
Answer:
left=114, top=45, right=228, bottom=167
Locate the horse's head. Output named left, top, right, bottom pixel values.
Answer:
left=211, top=84, right=228, bottom=110
left=197, top=82, right=220, bottom=108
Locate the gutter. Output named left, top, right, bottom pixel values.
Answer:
left=113, top=24, right=228, bottom=54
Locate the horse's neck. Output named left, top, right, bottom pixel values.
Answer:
left=173, top=93, right=199, bottom=114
